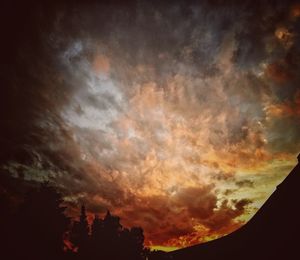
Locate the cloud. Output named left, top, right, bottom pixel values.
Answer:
left=1, top=0, right=299, bottom=249
left=266, top=60, right=294, bottom=83
left=235, top=180, right=254, bottom=188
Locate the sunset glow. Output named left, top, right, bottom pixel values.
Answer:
left=2, top=1, right=300, bottom=250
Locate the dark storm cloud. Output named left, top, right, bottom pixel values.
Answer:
left=203, top=198, right=252, bottom=231
left=118, top=183, right=251, bottom=246
left=232, top=1, right=291, bottom=69
left=235, top=180, right=254, bottom=188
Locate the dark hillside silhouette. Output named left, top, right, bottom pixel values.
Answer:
left=169, top=154, right=300, bottom=260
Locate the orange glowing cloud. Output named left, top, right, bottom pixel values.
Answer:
left=93, top=55, right=110, bottom=75
left=265, top=61, right=293, bottom=84
left=265, top=97, right=300, bottom=118
left=290, top=3, right=300, bottom=19
left=274, top=27, right=294, bottom=48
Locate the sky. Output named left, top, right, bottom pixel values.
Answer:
left=1, top=0, right=300, bottom=250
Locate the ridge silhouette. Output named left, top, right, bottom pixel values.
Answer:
left=168, top=154, right=300, bottom=260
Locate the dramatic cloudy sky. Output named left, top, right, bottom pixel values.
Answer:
left=1, top=0, right=300, bottom=250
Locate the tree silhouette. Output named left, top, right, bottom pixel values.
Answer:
left=0, top=178, right=157, bottom=260
left=69, top=205, right=90, bottom=257
left=120, top=227, right=146, bottom=260
left=69, top=208, right=148, bottom=259
left=91, top=214, right=104, bottom=242
left=14, top=184, right=70, bottom=260
left=88, top=214, right=102, bottom=259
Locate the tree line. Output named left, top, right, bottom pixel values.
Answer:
left=1, top=183, right=171, bottom=260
